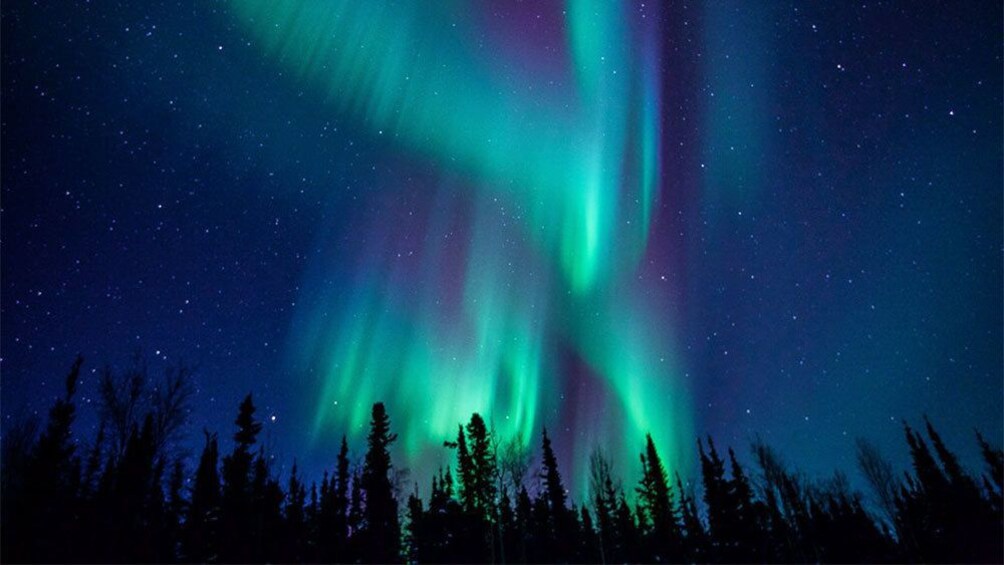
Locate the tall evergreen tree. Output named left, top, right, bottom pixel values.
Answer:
left=165, top=458, right=186, bottom=561
left=219, top=393, right=262, bottom=563
left=305, top=481, right=321, bottom=561
left=698, top=437, right=730, bottom=559
left=636, top=434, right=682, bottom=562
left=360, top=402, right=402, bottom=562
left=452, top=413, right=498, bottom=561
left=250, top=450, right=285, bottom=562
left=313, top=438, right=352, bottom=561
left=514, top=484, right=533, bottom=563
left=457, top=414, right=497, bottom=519
left=579, top=504, right=603, bottom=562
left=7, top=357, right=84, bottom=563
left=538, top=428, right=575, bottom=561
left=676, top=473, right=708, bottom=562
left=540, top=429, right=567, bottom=514
left=589, top=449, right=623, bottom=563
left=405, top=486, right=426, bottom=563
left=614, top=492, right=641, bottom=563
left=467, top=414, right=498, bottom=518
left=348, top=469, right=364, bottom=559
left=284, top=462, right=308, bottom=562
left=333, top=436, right=351, bottom=553
left=184, top=431, right=221, bottom=562
left=110, top=415, right=161, bottom=561
left=727, top=447, right=765, bottom=560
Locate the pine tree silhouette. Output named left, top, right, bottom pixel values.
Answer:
left=284, top=462, right=308, bottom=562
left=676, top=472, right=708, bottom=562
left=360, top=402, right=402, bottom=562
left=4, top=356, right=1004, bottom=564
left=3, top=357, right=83, bottom=562
left=537, top=428, right=580, bottom=562
left=636, top=434, right=682, bottom=562
left=219, top=393, right=262, bottom=563
left=166, top=458, right=187, bottom=561
left=184, top=431, right=220, bottom=562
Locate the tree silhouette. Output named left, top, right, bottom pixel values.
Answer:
left=676, top=472, right=708, bottom=561
left=219, top=393, right=262, bottom=563
left=2, top=357, right=83, bottom=563
left=360, top=402, right=402, bottom=562
left=183, top=431, right=220, bottom=562
left=636, top=434, right=682, bottom=562
left=589, top=449, right=621, bottom=563
left=3, top=357, right=1003, bottom=564
left=284, top=462, right=308, bottom=562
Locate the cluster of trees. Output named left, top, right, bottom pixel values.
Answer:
left=2, top=357, right=1002, bottom=563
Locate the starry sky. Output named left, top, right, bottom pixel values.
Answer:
left=2, top=0, right=1001, bottom=493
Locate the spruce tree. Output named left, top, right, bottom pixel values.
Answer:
left=465, top=413, right=497, bottom=518
left=453, top=414, right=497, bottom=561
left=360, top=402, right=401, bottom=562
left=699, top=437, right=730, bottom=559
left=728, top=447, right=764, bottom=560
left=539, top=428, right=573, bottom=560
left=405, top=487, right=426, bottom=563
left=219, top=393, right=262, bottom=562
left=589, top=450, right=620, bottom=563
left=333, top=435, right=351, bottom=554
left=184, top=432, right=220, bottom=562
left=285, top=463, right=308, bottom=562
left=348, top=469, right=364, bottom=560
left=17, top=357, right=84, bottom=562
left=637, top=434, right=681, bottom=562
left=166, top=458, right=186, bottom=561
left=676, top=473, right=708, bottom=562
left=455, top=423, right=474, bottom=512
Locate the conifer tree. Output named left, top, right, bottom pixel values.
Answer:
left=699, top=437, right=730, bottom=559
left=514, top=484, right=533, bottom=562
left=285, top=462, right=308, bottom=562
left=184, top=431, right=220, bottom=562
left=452, top=413, right=497, bottom=561
left=579, top=504, right=602, bottom=562
left=305, top=481, right=320, bottom=561
left=14, top=357, right=84, bottom=562
left=636, top=434, right=681, bottom=561
left=539, top=428, right=573, bottom=561
left=727, top=447, right=764, bottom=560
left=360, top=402, right=401, bottom=562
left=458, top=413, right=497, bottom=519
left=219, top=393, right=262, bottom=562
left=676, top=473, right=708, bottom=562
left=614, top=492, right=640, bottom=563
left=166, top=458, right=186, bottom=561
left=348, top=469, right=364, bottom=557
left=590, top=449, right=621, bottom=563
left=333, top=435, right=351, bottom=553
left=540, top=429, right=567, bottom=514
left=405, top=486, right=426, bottom=563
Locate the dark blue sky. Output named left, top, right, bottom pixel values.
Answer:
left=2, top=0, right=1001, bottom=491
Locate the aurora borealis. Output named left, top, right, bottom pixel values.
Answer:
left=3, top=0, right=1002, bottom=495
left=232, top=0, right=691, bottom=485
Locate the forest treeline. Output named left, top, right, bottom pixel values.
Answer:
left=2, top=357, right=1002, bottom=563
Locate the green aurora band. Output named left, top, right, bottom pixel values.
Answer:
left=231, top=0, right=693, bottom=490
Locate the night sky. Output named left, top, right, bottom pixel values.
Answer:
left=3, top=0, right=1001, bottom=493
